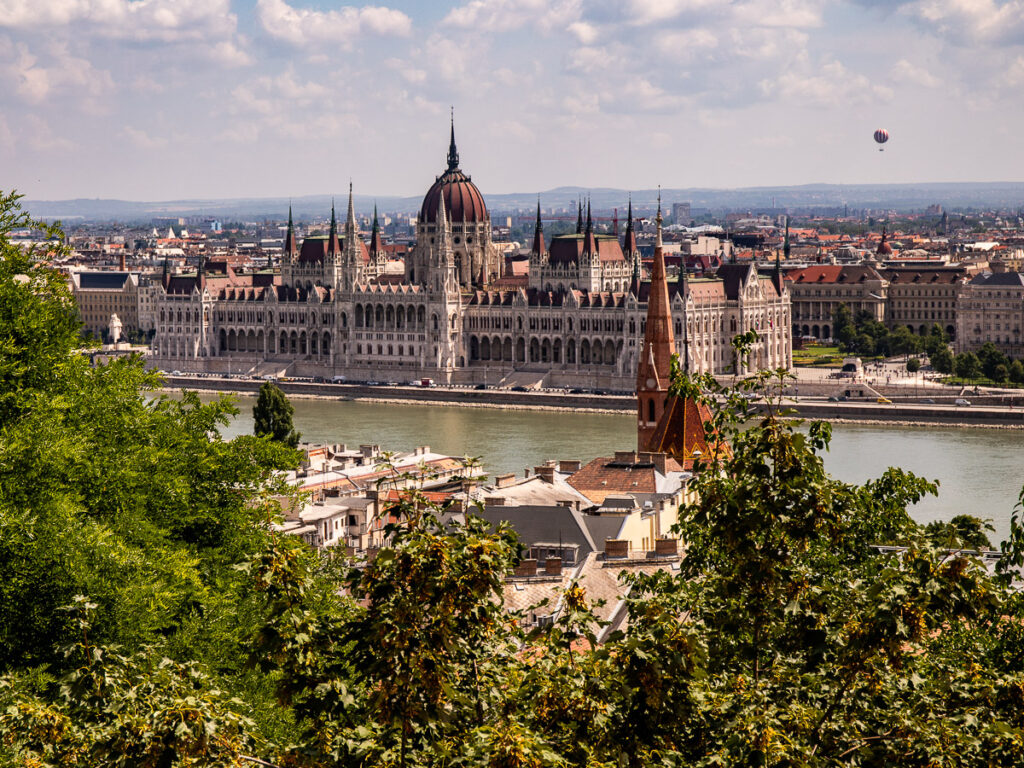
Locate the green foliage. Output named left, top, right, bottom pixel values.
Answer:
left=253, top=381, right=301, bottom=448
left=1, top=598, right=258, bottom=768
left=955, top=351, right=982, bottom=380
left=906, top=357, right=921, bottom=373
left=931, top=344, right=955, bottom=374
left=246, top=501, right=522, bottom=767
left=925, top=515, right=995, bottom=551
left=0, top=191, right=303, bottom=757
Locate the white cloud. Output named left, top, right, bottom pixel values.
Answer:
left=443, top=0, right=581, bottom=33
left=0, top=0, right=241, bottom=43
left=567, top=21, right=599, bottom=44
left=122, top=126, right=168, bottom=149
left=0, top=39, right=113, bottom=106
left=760, top=58, right=893, bottom=108
left=733, top=0, right=825, bottom=28
left=654, top=28, right=718, bottom=58
left=905, top=0, right=1024, bottom=46
left=257, top=0, right=412, bottom=46
left=892, top=58, right=942, bottom=87
left=625, top=0, right=719, bottom=26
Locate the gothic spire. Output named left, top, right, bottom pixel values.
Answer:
left=284, top=203, right=297, bottom=256
left=576, top=200, right=583, bottom=234
left=446, top=107, right=459, bottom=171
left=531, top=198, right=546, bottom=256
left=623, top=193, right=638, bottom=255
left=328, top=198, right=340, bottom=255
left=369, top=203, right=385, bottom=256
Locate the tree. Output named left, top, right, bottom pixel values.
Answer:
left=931, top=344, right=954, bottom=374
left=0, top=191, right=302, bottom=756
left=925, top=514, right=995, bottom=550
left=906, top=357, right=921, bottom=373
left=253, top=381, right=301, bottom=448
left=978, top=342, right=1009, bottom=380
left=955, top=351, right=982, bottom=380
left=833, top=303, right=854, bottom=343
left=1010, top=359, right=1024, bottom=384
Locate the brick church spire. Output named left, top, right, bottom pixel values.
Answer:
left=636, top=191, right=675, bottom=451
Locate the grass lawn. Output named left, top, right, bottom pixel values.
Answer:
left=793, top=345, right=843, bottom=368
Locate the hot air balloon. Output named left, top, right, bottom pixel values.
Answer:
left=873, top=128, right=889, bottom=151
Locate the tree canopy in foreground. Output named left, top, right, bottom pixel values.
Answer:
left=4, top=192, right=1024, bottom=767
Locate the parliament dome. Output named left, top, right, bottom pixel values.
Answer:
left=419, top=121, right=488, bottom=225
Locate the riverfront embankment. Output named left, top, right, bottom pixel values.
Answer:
left=160, top=374, right=1024, bottom=428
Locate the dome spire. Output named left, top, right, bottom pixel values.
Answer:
left=447, top=106, right=460, bottom=171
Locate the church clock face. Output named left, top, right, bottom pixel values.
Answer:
left=645, top=377, right=656, bottom=389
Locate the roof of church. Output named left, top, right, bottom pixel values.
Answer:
left=646, top=394, right=725, bottom=472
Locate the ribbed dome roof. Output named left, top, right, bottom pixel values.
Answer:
left=420, top=169, right=488, bottom=224
left=419, top=117, right=488, bottom=225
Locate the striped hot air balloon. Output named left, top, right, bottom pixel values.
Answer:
left=873, top=128, right=889, bottom=151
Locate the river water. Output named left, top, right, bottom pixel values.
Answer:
left=206, top=394, right=1024, bottom=546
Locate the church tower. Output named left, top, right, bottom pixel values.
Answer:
left=636, top=197, right=674, bottom=452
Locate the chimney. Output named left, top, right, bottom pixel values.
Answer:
left=605, top=539, right=629, bottom=558
left=655, top=538, right=680, bottom=557
left=484, top=496, right=505, bottom=506
left=559, top=460, right=582, bottom=473
left=514, top=558, right=538, bottom=577
left=650, top=452, right=667, bottom=475
left=534, top=466, right=556, bottom=483
left=614, top=450, right=637, bottom=464
left=495, top=473, right=517, bottom=488
left=544, top=557, right=563, bottom=576
left=119, top=250, right=126, bottom=271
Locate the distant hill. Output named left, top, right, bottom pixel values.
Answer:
left=23, top=182, right=1024, bottom=223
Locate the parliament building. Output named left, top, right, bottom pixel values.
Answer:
left=152, top=124, right=792, bottom=388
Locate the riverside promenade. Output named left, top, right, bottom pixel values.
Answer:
left=161, top=372, right=1024, bottom=428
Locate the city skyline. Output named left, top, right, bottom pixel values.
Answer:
left=2, top=0, right=1023, bottom=201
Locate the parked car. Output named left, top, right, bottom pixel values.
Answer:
left=919, top=398, right=935, bottom=404
left=473, top=383, right=487, bottom=390
left=511, top=385, right=529, bottom=392
left=331, top=375, right=346, bottom=383
left=877, top=397, right=893, bottom=404
left=955, top=398, right=972, bottom=406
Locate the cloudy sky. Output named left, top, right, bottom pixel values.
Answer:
left=1, top=0, right=1022, bottom=201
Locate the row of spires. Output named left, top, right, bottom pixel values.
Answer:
left=283, top=183, right=386, bottom=257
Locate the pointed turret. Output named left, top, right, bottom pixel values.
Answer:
left=284, top=205, right=298, bottom=259
left=636, top=193, right=675, bottom=452
left=343, top=182, right=359, bottom=259
left=531, top=199, right=546, bottom=256
left=623, top=196, right=638, bottom=256
left=576, top=200, right=583, bottom=234
left=327, top=199, right=340, bottom=256
left=773, top=216, right=787, bottom=295
left=161, top=257, right=170, bottom=289
left=369, top=203, right=385, bottom=255
left=582, top=198, right=596, bottom=256
left=197, top=254, right=206, bottom=292
left=446, top=107, right=460, bottom=172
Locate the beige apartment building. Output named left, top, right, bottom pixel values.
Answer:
left=881, top=267, right=964, bottom=339
left=955, top=271, right=1024, bottom=357
left=786, top=265, right=888, bottom=340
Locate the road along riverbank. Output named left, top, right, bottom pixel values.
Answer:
left=159, top=375, right=1024, bottom=427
